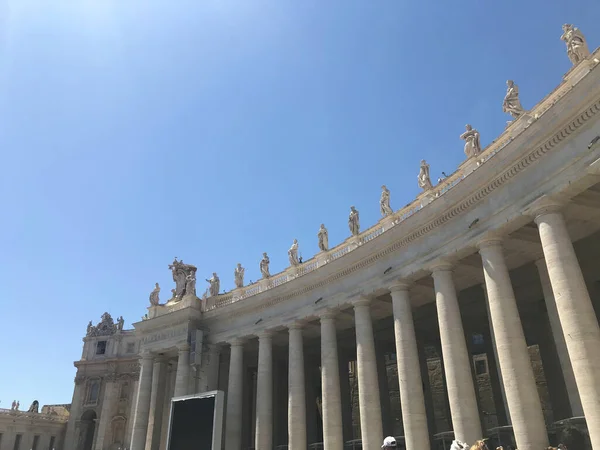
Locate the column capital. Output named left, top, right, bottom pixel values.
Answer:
left=352, top=295, right=372, bottom=308
left=477, top=235, right=504, bottom=251
left=153, top=354, right=167, bottom=364
left=229, top=337, right=245, bottom=347
left=257, top=330, right=273, bottom=340
left=177, top=343, right=190, bottom=352
left=140, top=350, right=154, bottom=361
left=288, top=321, right=305, bottom=331
left=428, top=260, right=454, bottom=273
left=389, top=281, right=411, bottom=293
left=524, top=195, right=565, bottom=221
left=320, top=309, right=338, bottom=321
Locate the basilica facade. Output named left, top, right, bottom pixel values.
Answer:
left=64, top=26, right=600, bottom=450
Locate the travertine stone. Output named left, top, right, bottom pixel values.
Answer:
left=234, top=263, right=245, bottom=289
left=94, top=380, right=119, bottom=450
left=418, top=160, right=433, bottom=191
left=288, top=239, right=300, bottom=267
left=149, top=283, right=160, bottom=306
left=431, top=265, right=482, bottom=444
left=320, top=312, right=344, bottom=450
left=348, top=206, right=360, bottom=236
left=288, top=324, right=307, bottom=449
left=353, top=298, right=383, bottom=450
left=63, top=383, right=84, bottom=450
left=260, top=252, right=271, bottom=279
left=255, top=332, right=273, bottom=450
left=478, top=240, right=549, bottom=450
left=534, top=258, right=583, bottom=416
left=389, top=284, right=430, bottom=450
left=534, top=209, right=600, bottom=449
left=206, top=273, right=220, bottom=297
left=460, top=124, right=482, bottom=158
left=318, top=224, right=329, bottom=252
left=145, top=356, right=166, bottom=450
left=380, top=185, right=393, bottom=217
left=502, top=80, right=525, bottom=119
left=225, top=339, right=245, bottom=450
left=174, top=344, right=190, bottom=397
left=561, top=24, right=590, bottom=66
left=130, top=353, right=154, bottom=450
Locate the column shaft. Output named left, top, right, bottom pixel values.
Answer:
left=255, top=333, right=273, bottom=450
left=390, top=285, right=430, bottom=450
left=130, top=354, right=154, bottom=450
left=174, top=345, right=190, bottom=398
left=321, top=314, right=344, bottom=450
left=353, top=299, right=383, bottom=450
left=432, top=267, right=482, bottom=444
left=479, top=241, right=548, bottom=450
left=288, top=326, right=307, bottom=449
left=64, top=381, right=85, bottom=450
left=94, top=380, right=118, bottom=450
left=536, top=211, right=600, bottom=449
left=145, top=357, right=167, bottom=450
left=225, top=340, right=245, bottom=450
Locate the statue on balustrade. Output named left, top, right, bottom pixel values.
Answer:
left=185, top=273, right=197, bottom=297
left=561, top=24, right=590, bottom=66
left=86, top=321, right=93, bottom=336
left=116, top=316, right=124, bottom=330
left=502, top=80, right=525, bottom=119
left=418, top=160, right=433, bottom=190
left=234, top=263, right=245, bottom=288
left=380, top=185, right=393, bottom=217
left=260, top=252, right=271, bottom=278
left=11, top=400, right=17, bottom=410
left=27, top=400, right=39, bottom=413
left=288, top=239, right=300, bottom=266
left=317, top=224, right=329, bottom=251
left=348, top=206, right=360, bottom=236
left=460, top=124, right=481, bottom=158
left=206, top=273, right=220, bottom=297
left=169, top=258, right=197, bottom=298
left=149, top=283, right=160, bottom=306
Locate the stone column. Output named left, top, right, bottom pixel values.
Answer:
left=94, top=379, right=119, bottom=450
left=534, top=208, right=600, bottom=449
left=64, top=378, right=86, bottom=450
left=535, top=258, right=583, bottom=417
left=478, top=239, right=548, bottom=450
left=390, top=284, right=430, bottom=450
left=431, top=264, right=482, bottom=444
left=353, top=298, right=383, bottom=450
left=224, top=339, right=245, bottom=450
left=130, top=353, right=154, bottom=450
left=255, top=332, right=273, bottom=450
left=173, top=344, right=190, bottom=398
left=320, top=312, right=344, bottom=450
left=288, top=324, right=307, bottom=449
left=145, top=356, right=167, bottom=450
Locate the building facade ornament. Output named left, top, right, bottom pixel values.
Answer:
left=288, top=239, right=300, bottom=266
left=149, top=283, right=160, bottom=306
left=206, top=273, right=220, bottom=297
left=86, top=312, right=118, bottom=337
left=502, top=80, right=525, bottom=119
left=561, top=24, right=590, bottom=66
left=317, top=224, right=329, bottom=251
left=260, top=252, right=271, bottom=279
left=460, top=124, right=482, bottom=158
left=234, top=263, right=245, bottom=288
left=418, top=160, right=433, bottom=191
left=380, top=185, right=393, bottom=217
left=348, top=206, right=360, bottom=236
left=169, top=257, right=197, bottom=298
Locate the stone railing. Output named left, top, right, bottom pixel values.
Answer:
left=200, top=48, right=600, bottom=313
left=0, top=408, right=69, bottom=423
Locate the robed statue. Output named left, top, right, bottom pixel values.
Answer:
left=149, top=283, right=160, bottom=306
left=561, top=24, right=590, bottom=66
left=234, top=263, right=245, bottom=288
left=260, top=252, right=271, bottom=279
left=380, top=185, right=393, bottom=217
left=418, top=160, right=433, bottom=191
left=502, top=80, right=525, bottom=119
left=288, top=239, right=300, bottom=266
left=348, top=206, right=360, bottom=236
left=317, top=224, right=329, bottom=251
left=460, top=124, right=481, bottom=158
left=206, top=273, right=220, bottom=297
left=169, top=258, right=197, bottom=298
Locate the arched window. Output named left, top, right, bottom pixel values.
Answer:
left=86, top=380, right=100, bottom=405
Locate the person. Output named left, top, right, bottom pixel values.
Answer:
left=382, top=436, right=397, bottom=448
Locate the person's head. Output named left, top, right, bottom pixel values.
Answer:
left=382, top=436, right=397, bottom=449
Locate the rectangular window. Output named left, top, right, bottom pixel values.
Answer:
left=87, top=380, right=100, bottom=404
left=120, top=382, right=130, bottom=400
left=96, top=341, right=107, bottom=355
left=32, top=435, right=39, bottom=450
left=13, top=434, right=22, bottom=450
left=126, top=342, right=135, bottom=353
left=474, top=357, right=488, bottom=376
left=48, top=436, right=55, bottom=450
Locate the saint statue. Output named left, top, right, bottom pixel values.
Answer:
left=86, top=321, right=93, bottom=336
left=185, top=273, right=197, bottom=297
left=117, top=316, right=124, bottom=330
left=502, top=80, right=525, bottom=119
left=11, top=400, right=16, bottom=410
left=234, top=263, right=245, bottom=288
left=288, top=239, right=300, bottom=266
left=317, top=224, right=329, bottom=251
left=418, top=160, right=433, bottom=190
left=260, top=252, right=271, bottom=279
left=206, top=273, right=220, bottom=297
left=460, top=124, right=482, bottom=158
left=561, top=24, right=590, bottom=66
left=16, top=401, right=19, bottom=410
left=168, top=258, right=197, bottom=298
left=348, top=206, right=360, bottom=236
left=149, top=283, right=160, bottom=306
left=380, top=185, right=393, bottom=217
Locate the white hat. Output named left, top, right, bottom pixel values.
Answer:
left=382, top=436, right=397, bottom=448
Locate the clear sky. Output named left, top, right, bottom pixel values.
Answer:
left=0, top=0, right=598, bottom=408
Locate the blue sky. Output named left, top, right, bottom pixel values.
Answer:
left=0, top=0, right=598, bottom=407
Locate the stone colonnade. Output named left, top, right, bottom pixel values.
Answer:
left=219, top=207, right=600, bottom=450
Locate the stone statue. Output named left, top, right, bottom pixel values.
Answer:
left=380, top=185, right=393, bottom=217
left=234, top=263, right=245, bottom=288
left=168, top=258, right=197, bottom=298
left=561, top=24, right=590, bottom=66
left=260, top=252, right=270, bottom=279
left=15, top=401, right=19, bottom=410
left=185, top=273, right=197, bottom=297
left=460, top=124, right=482, bottom=158
left=317, top=224, right=329, bottom=251
left=288, top=239, right=300, bottom=266
left=149, top=283, right=160, bottom=306
left=117, top=316, right=124, bottom=331
left=171, top=288, right=176, bottom=298
left=11, top=400, right=16, bottom=410
left=418, top=160, right=433, bottom=190
left=86, top=321, right=93, bottom=336
left=27, top=400, right=39, bottom=414
left=502, top=80, right=525, bottom=119
left=348, top=206, right=360, bottom=236
left=206, top=273, right=220, bottom=297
